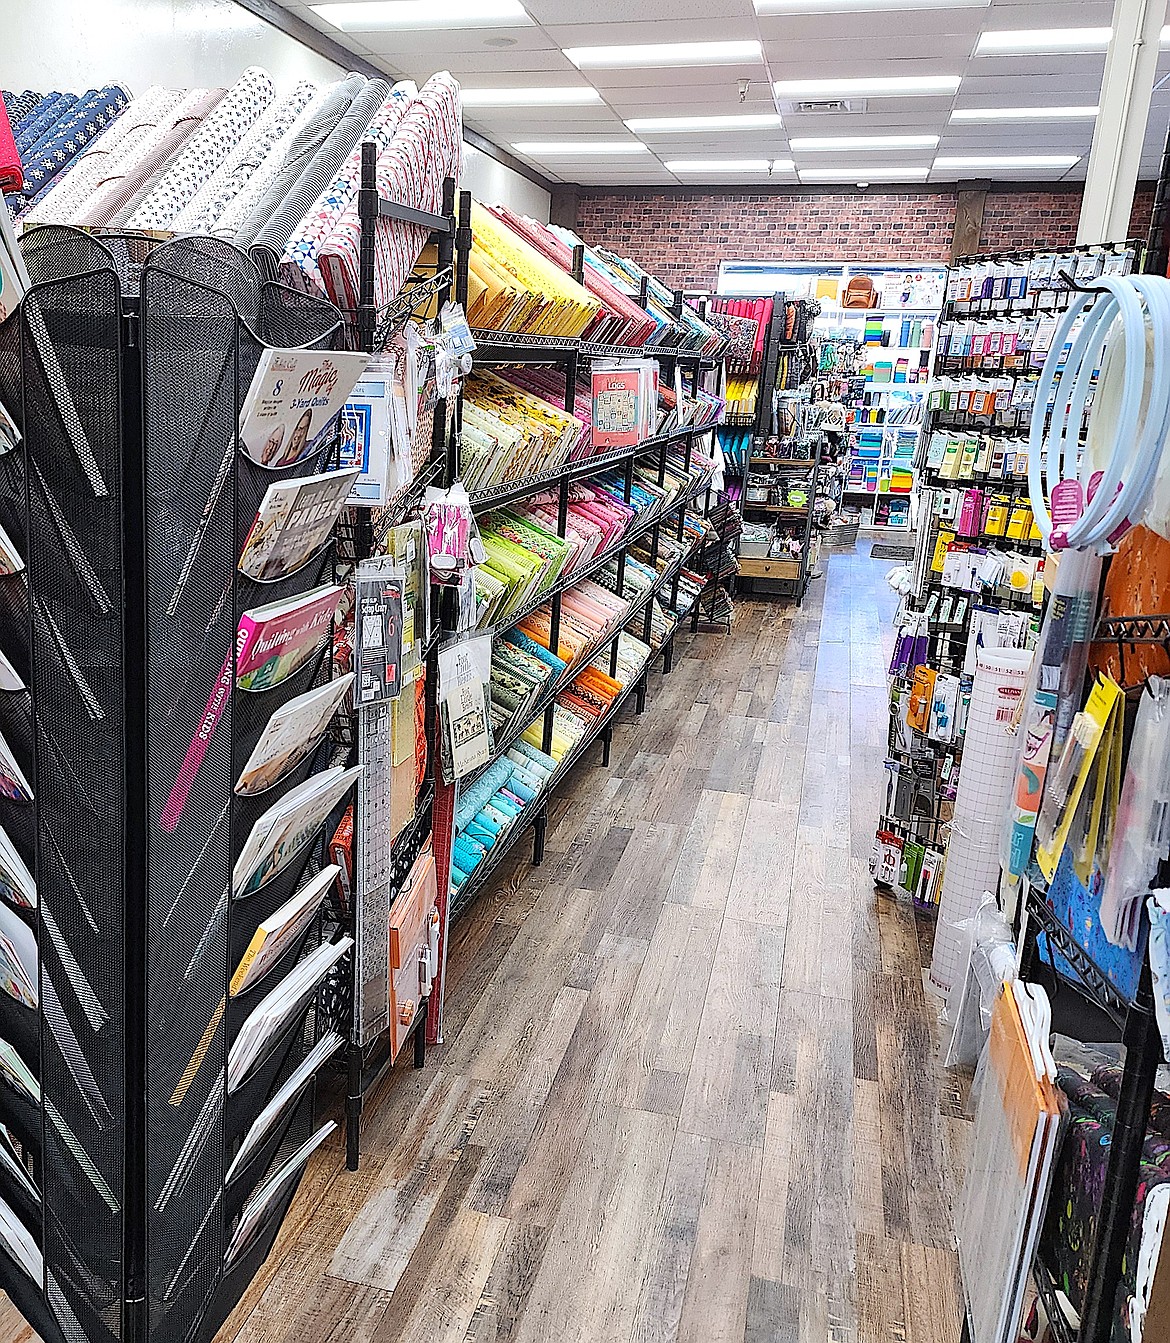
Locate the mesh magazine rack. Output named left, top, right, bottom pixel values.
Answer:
left=0, top=223, right=352, bottom=1343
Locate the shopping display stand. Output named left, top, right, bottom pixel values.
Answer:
left=0, top=222, right=350, bottom=1343
left=451, top=278, right=724, bottom=915
left=335, top=147, right=463, bottom=1171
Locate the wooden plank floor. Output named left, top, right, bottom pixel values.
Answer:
left=1, top=541, right=970, bottom=1343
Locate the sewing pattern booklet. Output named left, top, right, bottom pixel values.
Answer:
left=339, top=343, right=420, bottom=506
left=239, top=349, right=370, bottom=470
left=438, top=636, right=492, bottom=780
left=0, top=901, right=37, bottom=1009
left=228, top=938, right=351, bottom=1091
left=226, top=1121, right=336, bottom=1266
left=238, top=469, right=360, bottom=582
left=0, top=827, right=34, bottom=910
left=230, top=865, right=339, bottom=997
left=236, top=584, right=343, bottom=693
left=0, top=399, right=18, bottom=458
left=233, top=765, right=362, bottom=898
left=0, top=1039, right=37, bottom=1106
left=0, top=730, right=31, bottom=805
left=0, top=523, right=22, bottom=578
left=235, top=673, right=354, bottom=798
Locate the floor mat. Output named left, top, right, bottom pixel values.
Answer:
left=869, top=542, right=916, bottom=561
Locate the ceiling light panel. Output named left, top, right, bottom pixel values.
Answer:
left=513, top=140, right=651, bottom=153
left=798, top=166, right=931, bottom=179
left=950, top=105, right=1098, bottom=120
left=626, top=113, right=784, bottom=132
left=933, top=153, right=1081, bottom=167
left=774, top=75, right=961, bottom=97
left=461, top=87, right=602, bottom=105
left=565, top=40, right=763, bottom=67
left=665, top=159, right=772, bottom=171
left=758, top=0, right=986, bottom=9
left=310, top=0, right=529, bottom=27
left=976, top=27, right=1111, bottom=53
left=790, top=134, right=939, bottom=149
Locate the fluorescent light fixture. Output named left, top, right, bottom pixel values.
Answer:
left=759, top=0, right=985, bottom=9
left=771, top=159, right=797, bottom=172
left=311, top=0, right=528, bottom=26
left=666, top=159, right=771, bottom=172
left=951, top=105, right=1098, bottom=120
left=626, top=113, right=783, bottom=132
left=565, top=40, right=762, bottom=68
left=461, top=87, right=602, bottom=106
left=976, top=27, right=1111, bottom=53
left=933, top=154, right=1081, bottom=168
left=513, top=141, right=650, bottom=154
left=774, top=75, right=960, bottom=97
left=798, top=166, right=930, bottom=180
left=790, top=134, right=939, bottom=150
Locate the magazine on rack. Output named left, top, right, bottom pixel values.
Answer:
left=226, top=1121, right=336, bottom=1265
left=0, top=650, right=22, bottom=692
left=0, top=1038, right=37, bottom=1106
left=238, top=469, right=360, bottom=582
left=239, top=349, right=370, bottom=470
left=0, top=1126, right=38, bottom=1206
left=236, top=584, right=343, bottom=693
left=228, top=937, right=352, bottom=1091
left=230, top=865, right=339, bottom=997
left=0, top=523, right=22, bottom=578
left=0, top=1190, right=40, bottom=1280
left=0, top=399, right=18, bottom=458
left=0, top=902, right=35, bottom=1009
left=235, top=674, right=354, bottom=798
left=0, top=729, right=30, bottom=806
left=227, top=1031, right=344, bottom=1182
left=0, top=828, right=34, bottom=910
left=233, top=765, right=362, bottom=899
left=161, top=585, right=344, bottom=830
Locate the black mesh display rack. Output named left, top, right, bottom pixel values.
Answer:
left=0, top=221, right=355, bottom=1343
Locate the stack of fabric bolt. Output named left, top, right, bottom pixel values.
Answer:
left=449, top=744, right=558, bottom=893
left=8, top=69, right=461, bottom=313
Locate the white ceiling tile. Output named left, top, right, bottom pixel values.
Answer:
left=266, top=0, right=1170, bottom=185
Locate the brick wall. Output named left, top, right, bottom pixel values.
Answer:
left=574, top=186, right=1155, bottom=288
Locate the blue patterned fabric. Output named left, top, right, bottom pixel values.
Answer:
left=5, top=92, right=40, bottom=128
left=15, top=93, right=72, bottom=150
left=12, top=85, right=130, bottom=209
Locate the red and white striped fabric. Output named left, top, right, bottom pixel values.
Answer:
left=316, top=72, right=462, bottom=314
left=278, top=80, right=416, bottom=297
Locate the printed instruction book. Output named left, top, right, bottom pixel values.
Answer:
left=233, top=764, right=362, bottom=898
left=227, top=1031, right=343, bottom=1182
left=228, top=937, right=351, bottom=1091
left=160, top=585, right=343, bottom=831
left=237, top=584, right=343, bottom=693
left=230, top=865, right=338, bottom=997
left=0, top=828, right=34, bottom=910
left=238, top=469, right=360, bottom=582
left=239, top=349, right=370, bottom=470
left=0, top=731, right=31, bottom=805
left=235, top=674, right=354, bottom=798
left=226, top=1121, right=336, bottom=1265
left=0, top=902, right=36, bottom=1009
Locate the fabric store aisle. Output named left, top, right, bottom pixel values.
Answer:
left=209, top=540, right=967, bottom=1343
left=0, top=543, right=966, bottom=1343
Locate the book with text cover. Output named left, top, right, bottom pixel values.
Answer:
left=238, top=469, right=360, bottom=582
left=0, top=523, right=22, bottom=578
left=233, top=765, right=362, bottom=899
left=239, top=349, right=370, bottom=470
left=0, top=902, right=36, bottom=1009
left=227, top=1031, right=343, bottom=1182
left=228, top=938, right=352, bottom=1090
left=0, top=730, right=30, bottom=805
left=0, top=1039, right=37, bottom=1107
left=160, top=585, right=344, bottom=831
left=237, top=584, right=343, bottom=694
left=226, top=1121, right=336, bottom=1265
left=0, top=828, right=34, bottom=910
left=591, top=366, right=642, bottom=449
left=230, top=865, right=338, bottom=996
left=235, top=674, right=354, bottom=797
